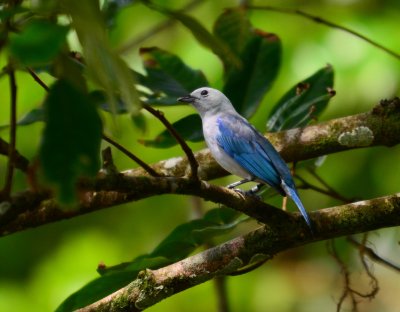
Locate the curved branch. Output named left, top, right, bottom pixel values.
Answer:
left=78, top=193, right=400, bottom=311
left=245, top=5, right=400, bottom=61
left=143, top=104, right=199, bottom=180
left=0, top=138, right=29, bottom=172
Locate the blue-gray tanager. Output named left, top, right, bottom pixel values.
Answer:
left=178, top=87, right=312, bottom=229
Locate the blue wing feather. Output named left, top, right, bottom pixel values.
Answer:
left=216, top=114, right=312, bottom=229
left=216, top=115, right=282, bottom=191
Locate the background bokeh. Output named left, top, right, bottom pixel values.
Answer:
left=1, top=0, right=400, bottom=311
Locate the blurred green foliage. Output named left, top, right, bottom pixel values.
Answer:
left=0, top=0, right=400, bottom=311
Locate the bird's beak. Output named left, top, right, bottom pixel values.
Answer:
left=177, top=95, right=196, bottom=103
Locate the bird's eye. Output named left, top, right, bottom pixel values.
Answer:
left=201, top=90, right=208, bottom=96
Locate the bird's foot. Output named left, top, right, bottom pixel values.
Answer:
left=232, top=188, right=262, bottom=200
left=226, top=179, right=250, bottom=189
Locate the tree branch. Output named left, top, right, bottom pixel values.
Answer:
left=1, top=62, right=17, bottom=199
left=102, top=134, right=162, bottom=177
left=245, top=5, right=400, bottom=61
left=78, top=193, right=400, bottom=311
left=0, top=137, right=29, bottom=172
left=0, top=99, right=399, bottom=236
left=128, top=98, right=400, bottom=179
left=143, top=104, right=199, bottom=180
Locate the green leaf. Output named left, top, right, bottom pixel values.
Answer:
left=90, top=90, right=128, bottom=114
left=223, top=30, right=282, bottom=118
left=57, top=207, right=244, bottom=311
left=39, top=79, right=102, bottom=203
left=213, top=7, right=252, bottom=64
left=55, top=272, right=136, bottom=312
left=142, top=1, right=240, bottom=70
left=9, top=19, right=69, bottom=66
left=63, top=0, right=140, bottom=114
left=139, top=47, right=209, bottom=105
left=131, top=112, right=147, bottom=133
left=266, top=65, right=335, bottom=132
left=0, top=108, right=44, bottom=130
left=0, top=5, right=28, bottom=20
left=139, top=114, right=202, bottom=148
left=103, top=206, right=244, bottom=274
left=18, top=108, right=44, bottom=125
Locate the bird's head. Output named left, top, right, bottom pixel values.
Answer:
left=178, top=87, right=235, bottom=117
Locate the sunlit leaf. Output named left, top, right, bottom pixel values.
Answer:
left=223, top=30, right=281, bottom=118
left=57, top=207, right=245, bottom=311
left=139, top=47, right=209, bottom=105
left=39, top=79, right=102, bottom=203
left=62, top=0, right=140, bottom=114
left=139, top=114, right=202, bottom=148
left=9, top=19, right=69, bottom=66
left=266, top=65, right=335, bottom=132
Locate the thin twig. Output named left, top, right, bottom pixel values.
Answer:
left=327, top=239, right=358, bottom=312
left=246, top=5, right=400, bottom=61
left=328, top=234, right=382, bottom=312
left=0, top=138, right=29, bottom=172
left=354, top=234, right=379, bottom=299
left=26, top=67, right=50, bottom=92
left=143, top=104, right=199, bottom=180
left=102, top=134, right=161, bottom=177
left=307, top=169, right=343, bottom=197
left=1, top=62, right=17, bottom=199
left=214, top=276, right=230, bottom=312
left=296, top=175, right=352, bottom=203
left=347, top=235, right=400, bottom=273
left=309, top=170, right=360, bottom=203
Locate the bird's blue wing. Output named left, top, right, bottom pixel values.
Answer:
left=216, top=114, right=313, bottom=230
left=216, top=114, right=283, bottom=192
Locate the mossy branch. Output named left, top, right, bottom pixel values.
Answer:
left=77, top=193, right=400, bottom=311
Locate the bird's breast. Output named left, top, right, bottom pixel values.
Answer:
left=202, top=115, right=252, bottom=180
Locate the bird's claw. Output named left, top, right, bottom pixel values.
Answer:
left=232, top=188, right=262, bottom=200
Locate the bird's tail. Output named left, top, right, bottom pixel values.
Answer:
left=282, top=182, right=313, bottom=231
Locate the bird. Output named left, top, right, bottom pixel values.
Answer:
left=178, top=87, right=312, bottom=230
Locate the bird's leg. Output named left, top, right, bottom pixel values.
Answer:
left=247, top=183, right=264, bottom=195
left=226, top=179, right=250, bottom=189
left=227, top=179, right=263, bottom=200
left=227, top=179, right=255, bottom=198
left=282, top=196, right=288, bottom=211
